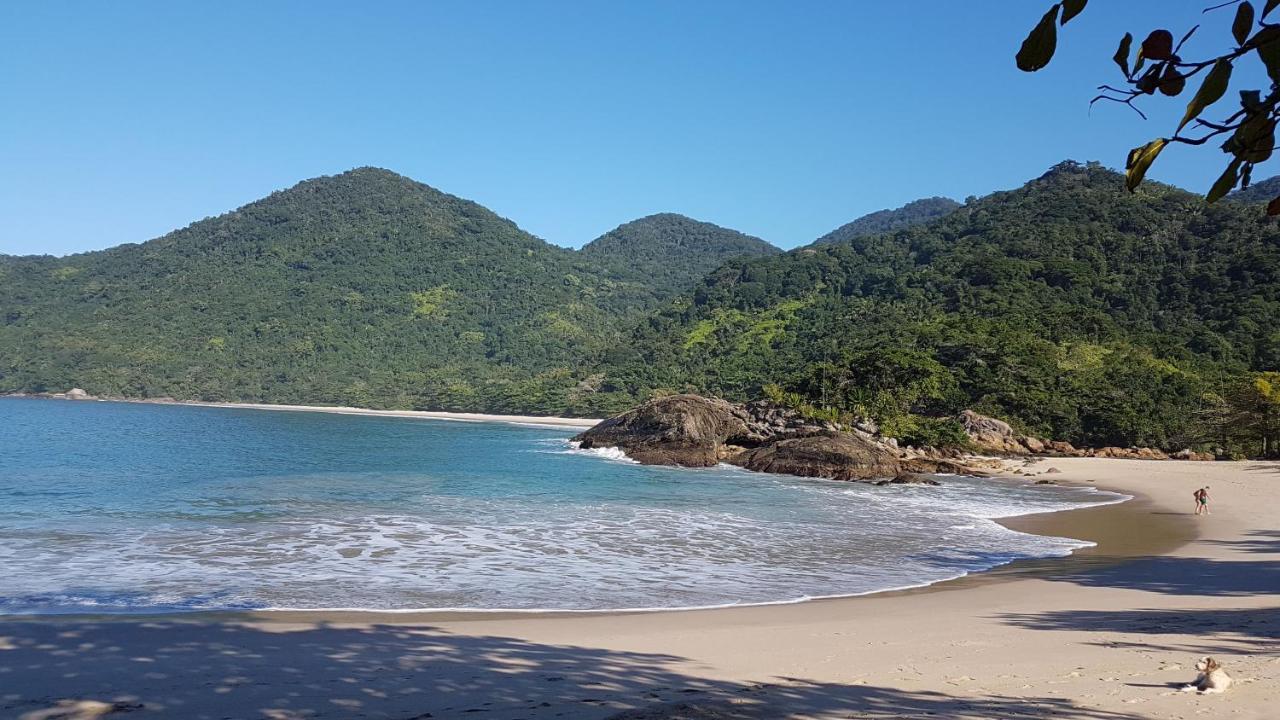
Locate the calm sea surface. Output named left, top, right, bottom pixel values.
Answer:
left=0, top=398, right=1124, bottom=614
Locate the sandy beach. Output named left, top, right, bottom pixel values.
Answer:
left=120, top=398, right=603, bottom=429
left=2, top=457, right=1276, bottom=720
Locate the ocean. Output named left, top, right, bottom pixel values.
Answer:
left=0, top=397, right=1125, bottom=614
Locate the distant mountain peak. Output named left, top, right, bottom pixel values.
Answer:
left=579, top=212, right=779, bottom=289
left=583, top=213, right=777, bottom=252
left=814, top=196, right=961, bottom=246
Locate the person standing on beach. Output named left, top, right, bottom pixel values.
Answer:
left=1194, top=486, right=1211, bottom=515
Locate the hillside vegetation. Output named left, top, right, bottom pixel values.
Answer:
left=593, top=162, right=1280, bottom=452
left=813, top=197, right=961, bottom=246
left=580, top=213, right=779, bottom=295
left=4, top=162, right=1277, bottom=454
left=0, top=169, right=773, bottom=414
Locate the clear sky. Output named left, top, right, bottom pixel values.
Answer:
left=0, top=1, right=1258, bottom=255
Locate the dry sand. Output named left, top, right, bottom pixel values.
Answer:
left=122, top=398, right=602, bottom=429
left=2, top=458, right=1276, bottom=720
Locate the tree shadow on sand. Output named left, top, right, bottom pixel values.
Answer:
left=1205, top=529, right=1280, bottom=554
left=997, top=521, right=1280, bottom=657
left=0, top=619, right=1151, bottom=720
left=997, top=607, right=1280, bottom=656
left=1027, top=554, right=1280, bottom=597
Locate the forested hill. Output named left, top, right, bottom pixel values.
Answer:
left=6, top=161, right=1279, bottom=447
left=0, top=168, right=768, bottom=413
left=579, top=213, right=779, bottom=296
left=593, top=161, right=1280, bottom=450
left=1229, top=175, right=1280, bottom=204
left=813, top=196, right=961, bottom=245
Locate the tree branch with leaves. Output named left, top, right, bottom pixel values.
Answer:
left=1018, top=0, right=1280, bottom=211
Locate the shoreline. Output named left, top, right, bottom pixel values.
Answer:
left=0, top=469, right=1167, bottom=625
left=1, top=396, right=1183, bottom=623
left=2, top=459, right=1275, bottom=718
left=3, top=393, right=603, bottom=429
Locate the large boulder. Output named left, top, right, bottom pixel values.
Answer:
left=1047, top=440, right=1083, bottom=456
left=956, top=409, right=1052, bottom=455
left=730, top=432, right=902, bottom=481
left=957, top=409, right=1028, bottom=454
left=573, top=394, right=750, bottom=467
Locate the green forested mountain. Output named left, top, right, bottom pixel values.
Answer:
left=592, top=162, right=1280, bottom=450
left=579, top=213, right=779, bottom=295
left=1229, top=175, right=1280, bottom=204
left=0, top=168, right=764, bottom=414
left=5, top=162, right=1279, bottom=451
left=813, top=197, right=961, bottom=245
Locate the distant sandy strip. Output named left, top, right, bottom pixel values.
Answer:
left=2, top=457, right=1276, bottom=719
left=129, top=398, right=602, bottom=428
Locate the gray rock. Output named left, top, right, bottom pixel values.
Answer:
left=573, top=394, right=750, bottom=467
left=732, top=432, right=902, bottom=482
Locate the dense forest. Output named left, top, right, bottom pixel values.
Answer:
left=592, top=162, right=1280, bottom=455
left=580, top=213, right=779, bottom=294
left=0, top=168, right=776, bottom=415
left=813, top=197, right=961, bottom=245
left=3, top=162, right=1278, bottom=454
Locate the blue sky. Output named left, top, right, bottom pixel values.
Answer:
left=0, top=1, right=1260, bottom=255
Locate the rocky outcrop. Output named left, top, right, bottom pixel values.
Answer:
left=877, top=472, right=942, bottom=486
left=957, top=409, right=1214, bottom=462
left=575, top=395, right=911, bottom=481
left=1090, top=446, right=1169, bottom=460
left=575, top=395, right=1218, bottom=487
left=1047, top=440, right=1079, bottom=455
left=574, top=394, right=750, bottom=467
left=574, top=395, right=1016, bottom=484
left=730, top=432, right=902, bottom=482
left=957, top=409, right=1044, bottom=455
left=47, top=388, right=96, bottom=400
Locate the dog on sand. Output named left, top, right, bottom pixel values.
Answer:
left=1181, top=656, right=1232, bottom=694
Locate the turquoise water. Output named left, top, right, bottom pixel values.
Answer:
left=0, top=398, right=1124, bottom=614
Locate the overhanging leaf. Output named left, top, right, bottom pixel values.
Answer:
left=1265, top=0, right=1280, bottom=19
left=1234, top=2, right=1255, bottom=46
left=1114, top=33, right=1133, bottom=77
left=1254, top=25, right=1280, bottom=83
left=1141, top=29, right=1174, bottom=60
left=1061, top=0, right=1087, bottom=25
left=1159, top=64, right=1185, bottom=96
left=1017, top=4, right=1061, bottom=72
left=1125, top=138, right=1167, bottom=192
left=1207, top=159, right=1242, bottom=203
left=1178, top=59, right=1232, bottom=133
left=1267, top=195, right=1280, bottom=215
left=1243, top=120, right=1276, bottom=162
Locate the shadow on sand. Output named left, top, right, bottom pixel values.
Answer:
left=0, top=619, right=1152, bottom=720
left=998, top=606, right=1280, bottom=656
left=1206, top=529, right=1280, bottom=555
left=997, top=518, right=1280, bottom=658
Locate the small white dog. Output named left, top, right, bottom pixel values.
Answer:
left=1181, top=656, right=1232, bottom=694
